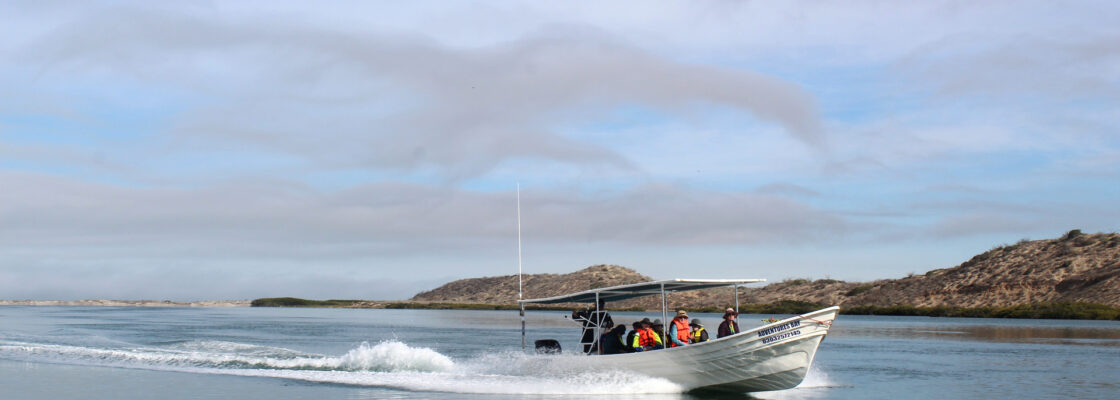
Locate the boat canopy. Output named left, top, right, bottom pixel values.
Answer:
left=518, top=279, right=766, bottom=305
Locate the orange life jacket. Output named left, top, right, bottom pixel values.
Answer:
left=637, top=327, right=660, bottom=347
left=671, top=318, right=690, bottom=347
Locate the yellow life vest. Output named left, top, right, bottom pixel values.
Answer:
left=691, top=327, right=707, bottom=343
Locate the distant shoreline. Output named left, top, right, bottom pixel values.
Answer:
left=246, top=297, right=1120, bottom=320
left=5, top=298, right=1118, bottom=320
left=0, top=300, right=251, bottom=307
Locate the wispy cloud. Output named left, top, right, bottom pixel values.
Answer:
left=15, top=5, right=821, bottom=181
left=0, top=172, right=846, bottom=251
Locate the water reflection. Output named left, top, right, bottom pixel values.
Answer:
left=830, top=317, right=1120, bottom=347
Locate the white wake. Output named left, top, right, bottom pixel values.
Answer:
left=0, top=339, right=683, bottom=395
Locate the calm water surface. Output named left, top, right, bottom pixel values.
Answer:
left=1, top=306, right=1117, bottom=399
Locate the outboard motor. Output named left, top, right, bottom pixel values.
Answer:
left=534, top=339, right=561, bottom=354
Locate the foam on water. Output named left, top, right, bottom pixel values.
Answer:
left=0, top=340, right=452, bottom=372
left=333, top=341, right=455, bottom=372
left=207, top=366, right=683, bottom=395
left=0, top=339, right=682, bottom=394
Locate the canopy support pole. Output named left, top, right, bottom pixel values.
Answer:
left=660, top=283, right=668, bottom=343
left=595, top=292, right=601, bottom=355
left=734, top=284, right=740, bottom=314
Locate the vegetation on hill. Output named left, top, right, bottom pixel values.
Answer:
left=843, top=302, right=1120, bottom=320
left=249, top=298, right=577, bottom=311
left=837, top=231, right=1120, bottom=308
left=250, top=297, right=363, bottom=307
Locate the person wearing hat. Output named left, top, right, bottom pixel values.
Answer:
left=668, top=310, right=691, bottom=347
left=718, top=308, right=741, bottom=338
left=690, top=318, right=709, bottom=343
left=631, top=318, right=663, bottom=351
left=651, top=318, right=666, bottom=345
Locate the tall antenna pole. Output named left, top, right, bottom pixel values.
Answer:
left=518, top=183, right=526, bottom=350
left=517, top=183, right=523, bottom=301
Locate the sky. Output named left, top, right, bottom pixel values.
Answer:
left=2, top=1, right=1118, bottom=301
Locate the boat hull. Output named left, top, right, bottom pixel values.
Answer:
left=538, top=306, right=838, bottom=393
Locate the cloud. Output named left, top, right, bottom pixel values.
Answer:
left=0, top=171, right=849, bottom=299
left=927, top=213, right=1042, bottom=239
left=14, top=5, right=822, bottom=180
left=0, top=172, right=845, bottom=253
left=0, top=261, right=436, bottom=301
left=753, top=182, right=822, bottom=198
left=901, top=32, right=1120, bottom=102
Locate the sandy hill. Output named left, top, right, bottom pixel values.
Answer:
left=411, top=264, right=651, bottom=304
left=411, top=231, right=1120, bottom=309
left=839, top=231, right=1120, bottom=307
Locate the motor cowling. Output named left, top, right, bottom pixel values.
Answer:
left=534, top=339, right=561, bottom=354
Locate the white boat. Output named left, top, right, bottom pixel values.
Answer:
left=517, top=279, right=839, bottom=393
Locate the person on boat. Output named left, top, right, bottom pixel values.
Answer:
left=599, top=325, right=627, bottom=355
left=668, top=310, right=691, bottom=347
left=632, top=318, right=663, bottom=351
left=690, top=318, right=709, bottom=343
left=573, top=300, right=614, bottom=354
left=625, top=321, right=642, bottom=352
left=718, top=308, right=741, bottom=338
left=636, top=318, right=658, bottom=349
left=651, top=319, right=666, bottom=345
left=622, top=320, right=640, bottom=351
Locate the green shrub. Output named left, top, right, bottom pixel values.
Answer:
left=989, top=302, right=1120, bottom=320
left=250, top=297, right=362, bottom=307
left=840, top=302, right=1119, bottom=320
left=740, top=300, right=824, bottom=314
left=691, top=305, right=726, bottom=313
left=845, top=285, right=874, bottom=297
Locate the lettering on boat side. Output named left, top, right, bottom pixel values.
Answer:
left=762, top=330, right=801, bottom=344
left=758, top=320, right=801, bottom=337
